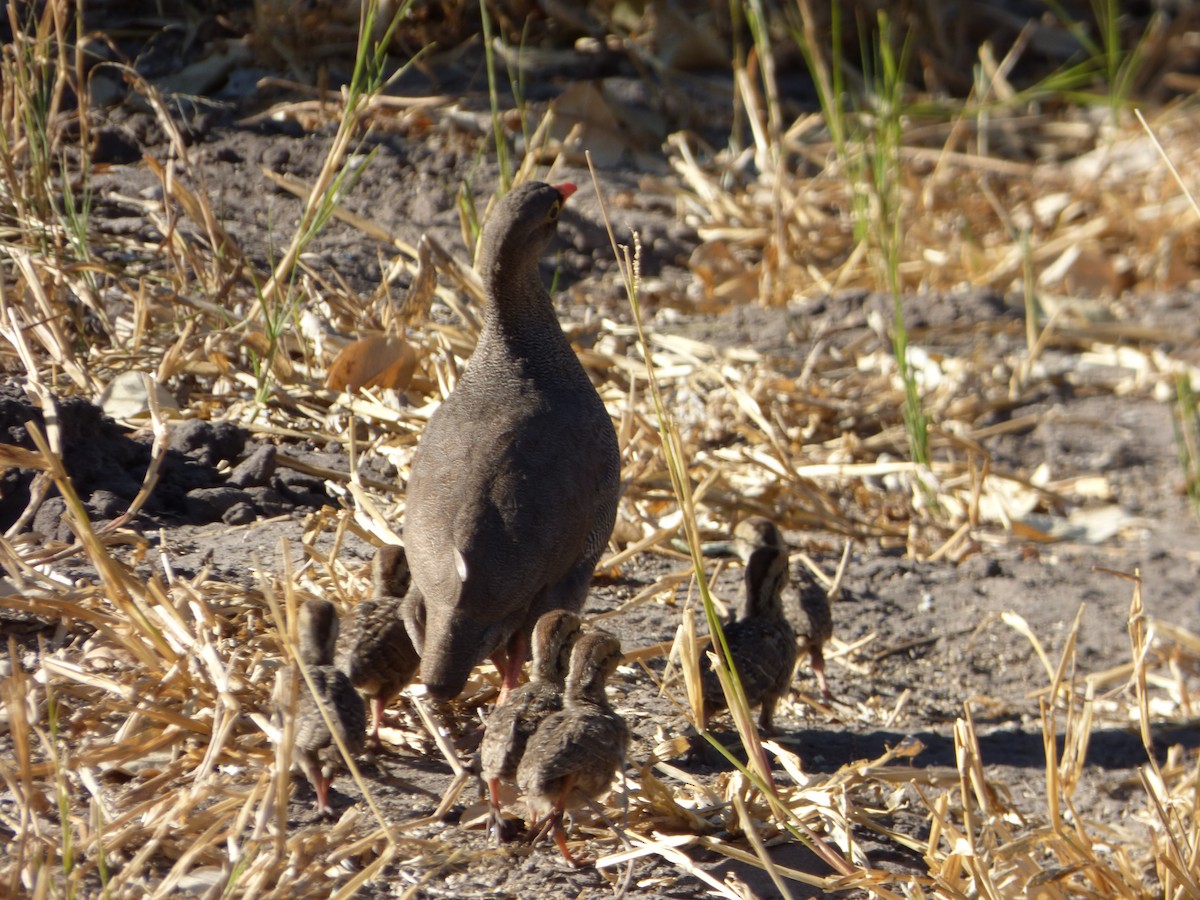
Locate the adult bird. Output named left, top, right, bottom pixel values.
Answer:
left=403, top=181, right=621, bottom=702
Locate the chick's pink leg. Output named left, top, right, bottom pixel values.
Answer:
left=315, top=773, right=333, bottom=817
left=367, top=697, right=384, bottom=748
left=487, top=777, right=505, bottom=843
left=552, top=808, right=587, bottom=867
left=812, top=648, right=832, bottom=701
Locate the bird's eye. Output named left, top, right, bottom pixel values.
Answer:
left=547, top=201, right=561, bottom=221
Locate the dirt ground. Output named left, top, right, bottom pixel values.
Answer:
left=3, top=5, right=1200, bottom=898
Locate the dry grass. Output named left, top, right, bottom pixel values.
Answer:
left=1, top=1, right=1199, bottom=897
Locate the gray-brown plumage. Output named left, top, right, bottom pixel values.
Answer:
left=732, top=516, right=834, bottom=702
left=274, top=599, right=366, bottom=817
left=516, top=630, right=628, bottom=866
left=403, top=181, right=620, bottom=702
left=728, top=515, right=786, bottom=559
left=335, top=545, right=419, bottom=747
left=702, top=535, right=798, bottom=732
left=480, top=610, right=582, bottom=841
left=789, top=563, right=834, bottom=701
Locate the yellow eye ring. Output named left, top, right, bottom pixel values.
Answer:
left=547, top=201, right=561, bottom=221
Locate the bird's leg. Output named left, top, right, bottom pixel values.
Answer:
left=489, top=648, right=513, bottom=706
left=551, top=808, right=588, bottom=867
left=523, top=809, right=552, bottom=845
left=492, top=631, right=530, bottom=706
left=487, top=777, right=505, bottom=844
left=298, top=757, right=327, bottom=814
left=758, top=696, right=778, bottom=735
left=811, top=648, right=832, bottom=702
left=366, top=696, right=385, bottom=750
left=540, top=776, right=592, bottom=866
left=315, top=773, right=333, bottom=818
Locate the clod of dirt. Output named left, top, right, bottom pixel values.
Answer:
left=228, top=444, right=277, bottom=488
left=0, top=383, right=331, bottom=539
left=167, top=418, right=246, bottom=466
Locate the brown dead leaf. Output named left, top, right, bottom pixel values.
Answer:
left=550, top=83, right=633, bottom=168
left=325, top=334, right=417, bottom=393
left=648, top=0, right=728, bottom=71
left=690, top=241, right=760, bottom=309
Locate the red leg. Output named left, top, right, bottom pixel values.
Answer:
left=551, top=808, right=588, bottom=867
left=490, top=649, right=512, bottom=706
left=366, top=696, right=384, bottom=749
left=811, top=648, right=832, bottom=702
left=492, top=631, right=530, bottom=705
left=487, top=777, right=505, bottom=844
left=315, top=773, right=333, bottom=818
left=540, top=775, right=590, bottom=866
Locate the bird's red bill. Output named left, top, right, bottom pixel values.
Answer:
left=554, top=182, right=578, bottom=202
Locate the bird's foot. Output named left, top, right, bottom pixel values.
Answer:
left=364, top=731, right=386, bottom=754
left=314, top=776, right=335, bottom=819
left=552, top=823, right=590, bottom=868
left=487, top=810, right=525, bottom=844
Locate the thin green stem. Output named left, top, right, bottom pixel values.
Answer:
left=480, top=0, right=512, bottom=193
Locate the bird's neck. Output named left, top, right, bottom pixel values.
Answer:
left=565, top=678, right=608, bottom=707
left=741, top=566, right=788, bottom=618
left=529, top=660, right=560, bottom=685
left=478, top=271, right=576, bottom=369
left=483, top=247, right=558, bottom=299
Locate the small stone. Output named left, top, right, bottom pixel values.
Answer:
left=169, top=420, right=245, bottom=466
left=211, top=422, right=247, bottom=464
left=86, top=490, right=126, bottom=520
left=272, top=471, right=328, bottom=508
left=228, top=444, right=276, bottom=488
left=31, top=498, right=71, bottom=543
left=263, top=145, right=290, bottom=170
left=170, top=420, right=218, bottom=460
left=91, top=126, right=139, bottom=165
left=244, top=486, right=292, bottom=517
left=222, top=502, right=257, bottom=526
left=274, top=469, right=324, bottom=493
left=185, top=486, right=254, bottom=523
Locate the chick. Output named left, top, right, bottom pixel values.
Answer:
left=516, top=631, right=628, bottom=866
